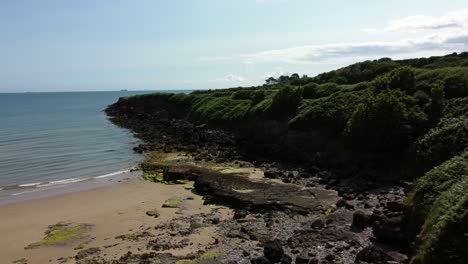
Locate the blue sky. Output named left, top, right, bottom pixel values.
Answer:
left=1, top=0, right=468, bottom=92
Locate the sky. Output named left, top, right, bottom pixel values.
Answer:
left=1, top=0, right=468, bottom=92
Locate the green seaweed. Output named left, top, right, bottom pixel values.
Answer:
left=162, top=198, right=182, bottom=208
left=175, top=252, right=221, bottom=264
left=26, top=223, right=89, bottom=249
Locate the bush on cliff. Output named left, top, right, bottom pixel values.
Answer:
left=415, top=116, right=468, bottom=170
left=290, top=89, right=370, bottom=133
left=411, top=152, right=468, bottom=264
left=443, top=70, right=468, bottom=98
left=268, top=86, right=303, bottom=117
left=345, top=90, right=427, bottom=152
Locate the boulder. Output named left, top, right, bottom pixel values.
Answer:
left=352, top=210, right=370, bottom=228
left=264, top=240, right=284, bottom=263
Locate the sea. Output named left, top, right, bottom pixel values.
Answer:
left=0, top=91, right=189, bottom=203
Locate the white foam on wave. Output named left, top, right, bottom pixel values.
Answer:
left=6, top=168, right=135, bottom=197
left=12, top=189, right=41, bottom=196
left=37, top=177, right=89, bottom=188
left=94, top=169, right=130, bottom=179
left=18, top=182, right=42, bottom=188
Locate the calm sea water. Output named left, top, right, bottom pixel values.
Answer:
left=0, top=91, right=186, bottom=195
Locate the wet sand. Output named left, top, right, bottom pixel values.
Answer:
left=0, top=177, right=222, bottom=264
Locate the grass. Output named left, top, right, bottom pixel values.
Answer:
left=26, top=223, right=90, bottom=249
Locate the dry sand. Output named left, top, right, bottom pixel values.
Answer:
left=0, top=178, right=226, bottom=264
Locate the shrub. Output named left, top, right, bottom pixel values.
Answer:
left=372, top=66, right=416, bottom=92
left=345, top=90, right=427, bottom=152
left=415, top=116, right=468, bottom=169
left=388, top=66, right=416, bottom=92
left=251, top=90, right=266, bottom=104
left=302, top=83, right=319, bottom=99
left=269, top=86, right=303, bottom=117
left=443, top=70, right=468, bottom=98
left=411, top=152, right=468, bottom=264
left=290, top=89, right=370, bottom=133
left=413, top=90, right=430, bottom=107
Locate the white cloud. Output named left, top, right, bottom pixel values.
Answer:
left=239, top=32, right=468, bottom=64
left=210, top=74, right=247, bottom=83
left=365, top=9, right=468, bottom=33
left=201, top=9, right=468, bottom=65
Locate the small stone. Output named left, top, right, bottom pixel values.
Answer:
left=310, top=219, right=324, bottom=230
left=234, top=209, right=248, bottom=220
left=336, top=199, right=348, bottom=208
left=145, top=210, right=160, bottom=218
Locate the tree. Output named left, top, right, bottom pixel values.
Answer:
left=265, top=77, right=278, bottom=86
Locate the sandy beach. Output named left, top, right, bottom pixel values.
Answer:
left=0, top=177, right=228, bottom=264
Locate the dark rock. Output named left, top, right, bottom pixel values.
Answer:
left=264, top=240, right=284, bottom=263
left=356, top=245, right=407, bottom=264
left=310, top=219, right=324, bottom=230
left=234, top=209, right=248, bottom=220
left=295, top=254, right=310, bottom=264
left=75, top=247, right=101, bottom=260
left=264, top=168, right=282, bottom=179
left=145, top=210, right=160, bottom=218
left=352, top=210, right=370, bottom=228
left=372, top=217, right=405, bottom=245
left=280, top=254, right=292, bottom=264
left=251, top=256, right=271, bottom=264
left=386, top=200, right=405, bottom=212
left=325, top=254, right=335, bottom=261
left=336, top=199, right=348, bottom=208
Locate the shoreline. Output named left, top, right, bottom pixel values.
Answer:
left=0, top=175, right=228, bottom=264
left=0, top=169, right=142, bottom=206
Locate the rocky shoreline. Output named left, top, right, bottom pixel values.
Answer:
left=96, top=98, right=416, bottom=264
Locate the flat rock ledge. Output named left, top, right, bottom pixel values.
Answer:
left=161, top=164, right=338, bottom=213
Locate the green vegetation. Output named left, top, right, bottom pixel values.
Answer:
left=162, top=198, right=182, bottom=208
left=411, top=152, right=468, bottom=263
left=175, top=252, right=221, bottom=264
left=26, top=223, right=90, bottom=249
left=143, top=172, right=164, bottom=182
left=110, top=52, right=468, bottom=263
